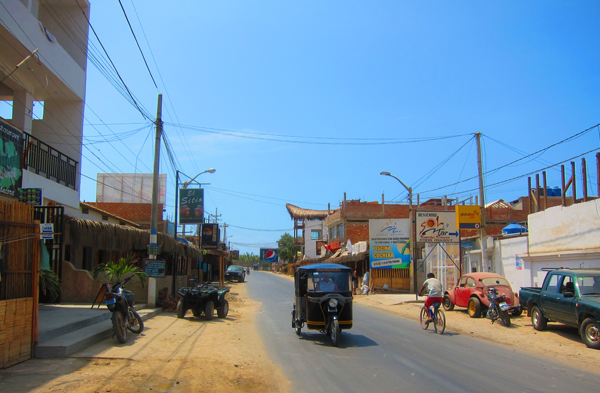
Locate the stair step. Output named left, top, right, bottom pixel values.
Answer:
left=35, top=308, right=162, bottom=358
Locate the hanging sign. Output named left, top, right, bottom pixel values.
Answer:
left=145, top=258, right=166, bottom=278
left=416, top=210, right=459, bottom=243
left=40, top=223, right=54, bottom=240
left=455, top=205, right=481, bottom=229
left=179, top=188, right=204, bottom=224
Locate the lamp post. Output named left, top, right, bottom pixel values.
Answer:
left=173, top=168, right=215, bottom=295
left=380, top=171, right=417, bottom=300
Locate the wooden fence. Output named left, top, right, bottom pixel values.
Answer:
left=0, top=201, right=39, bottom=369
left=371, top=268, right=411, bottom=292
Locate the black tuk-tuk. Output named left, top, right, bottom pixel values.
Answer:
left=291, top=263, right=353, bottom=346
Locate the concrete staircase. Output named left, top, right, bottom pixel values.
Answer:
left=35, top=304, right=161, bottom=358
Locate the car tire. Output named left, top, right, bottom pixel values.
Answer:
left=468, top=297, right=482, bottom=318
left=531, top=305, right=547, bottom=331
left=580, top=318, right=600, bottom=349
left=176, top=300, right=186, bottom=319
left=442, top=295, right=454, bottom=311
left=205, top=300, right=214, bottom=320
left=217, top=299, right=229, bottom=318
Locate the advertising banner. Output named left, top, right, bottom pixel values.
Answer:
left=416, top=210, right=459, bottom=243
left=179, top=188, right=204, bottom=224
left=369, top=218, right=410, bottom=269
left=200, top=223, right=219, bottom=249
left=0, top=119, right=24, bottom=197
left=145, top=258, right=166, bottom=278
left=260, top=248, right=278, bottom=263
left=455, top=205, right=481, bottom=229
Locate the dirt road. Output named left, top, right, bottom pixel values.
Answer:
left=1, top=273, right=598, bottom=393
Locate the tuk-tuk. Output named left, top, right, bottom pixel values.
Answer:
left=291, top=263, right=353, bottom=346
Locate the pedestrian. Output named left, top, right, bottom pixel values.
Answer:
left=362, top=271, right=370, bottom=295
left=352, top=270, right=359, bottom=295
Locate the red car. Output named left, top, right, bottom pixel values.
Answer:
left=443, top=272, right=522, bottom=317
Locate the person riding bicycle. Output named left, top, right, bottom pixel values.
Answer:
left=418, top=273, right=443, bottom=323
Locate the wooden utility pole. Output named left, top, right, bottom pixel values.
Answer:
left=475, top=133, right=487, bottom=271
left=148, top=94, right=162, bottom=308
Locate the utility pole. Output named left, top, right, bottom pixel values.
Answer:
left=475, top=132, right=487, bottom=272
left=148, top=94, right=162, bottom=308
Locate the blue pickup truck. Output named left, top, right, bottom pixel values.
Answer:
left=519, top=268, right=600, bottom=349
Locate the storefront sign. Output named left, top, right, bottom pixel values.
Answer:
left=179, top=188, right=204, bottom=224
left=455, top=205, right=481, bottom=229
left=145, top=259, right=166, bottom=278
left=416, top=211, right=459, bottom=243
left=200, top=223, right=219, bottom=249
left=0, top=119, right=24, bottom=197
left=368, top=218, right=410, bottom=269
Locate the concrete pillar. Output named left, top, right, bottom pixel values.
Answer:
left=11, top=90, right=33, bottom=133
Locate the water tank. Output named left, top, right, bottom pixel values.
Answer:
left=552, top=186, right=561, bottom=197
left=502, top=222, right=528, bottom=235
left=546, top=187, right=554, bottom=197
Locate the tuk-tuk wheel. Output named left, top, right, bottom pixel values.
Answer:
left=295, top=326, right=301, bottom=336
left=330, top=319, right=340, bottom=347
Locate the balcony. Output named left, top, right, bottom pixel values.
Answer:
left=23, top=132, right=78, bottom=190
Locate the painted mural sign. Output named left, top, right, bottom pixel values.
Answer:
left=416, top=211, right=459, bottom=244
left=0, top=119, right=24, bottom=197
left=455, top=205, right=481, bottom=229
left=368, top=218, right=410, bottom=269
left=179, top=188, right=204, bottom=224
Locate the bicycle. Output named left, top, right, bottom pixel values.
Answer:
left=420, top=302, right=446, bottom=334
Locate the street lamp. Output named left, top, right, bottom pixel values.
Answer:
left=380, top=171, right=417, bottom=300
left=172, top=168, right=215, bottom=295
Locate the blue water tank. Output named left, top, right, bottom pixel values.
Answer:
left=546, top=187, right=554, bottom=197
left=502, top=222, right=528, bottom=235
left=553, top=186, right=561, bottom=197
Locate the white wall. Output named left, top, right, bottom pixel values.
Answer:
left=493, top=235, right=531, bottom=291
left=529, top=199, right=600, bottom=254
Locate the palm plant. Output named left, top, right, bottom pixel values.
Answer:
left=39, top=269, right=61, bottom=303
left=93, top=253, right=147, bottom=287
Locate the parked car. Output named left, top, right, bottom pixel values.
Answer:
left=443, top=272, right=521, bottom=317
left=519, top=268, right=600, bottom=349
left=225, top=265, right=246, bottom=282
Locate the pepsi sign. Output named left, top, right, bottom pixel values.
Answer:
left=260, top=248, right=278, bottom=262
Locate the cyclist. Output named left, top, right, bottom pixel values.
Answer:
left=418, top=272, right=443, bottom=323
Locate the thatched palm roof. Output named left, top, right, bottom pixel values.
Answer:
left=286, top=203, right=330, bottom=220
left=65, top=217, right=203, bottom=258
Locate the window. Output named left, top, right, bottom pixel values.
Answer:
left=311, top=230, right=321, bottom=240
left=466, top=277, right=477, bottom=288
left=458, top=276, right=468, bottom=287
left=330, top=226, right=336, bottom=240
left=546, top=274, right=560, bottom=293
left=337, top=224, right=344, bottom=239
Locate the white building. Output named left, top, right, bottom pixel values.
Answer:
left=0, top=0, right=89, bottom=213
left=493, top=199, right=600, bottom=291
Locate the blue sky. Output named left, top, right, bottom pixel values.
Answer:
left=78, top=1, right=600, bottom=255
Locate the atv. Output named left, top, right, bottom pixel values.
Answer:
left=176, top=282, right=230, bottom=320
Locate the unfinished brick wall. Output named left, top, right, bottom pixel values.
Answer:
left=85, top=202, right=165, bottom=229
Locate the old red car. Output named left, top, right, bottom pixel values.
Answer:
left=443, top=272, right=522, bottom=317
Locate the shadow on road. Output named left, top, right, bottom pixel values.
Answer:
left=297, top=331, right=378, bottom=348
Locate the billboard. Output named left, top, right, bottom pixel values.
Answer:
left=260, top=248, right=278, bottom=263
left=179, top=188, right=204, bottom=224
left=368, top=218, right=410, bottom=269
left=416, top=211, right=459, bottom=243
left=455, top=205, right=481, bottom=229
left=200, top=223, right=219, bottom=249
left=0, top=119, right=24, bottom=197
left=96, top=173, right=166, bottom=204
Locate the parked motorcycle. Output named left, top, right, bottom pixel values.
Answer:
left=105, top=275, right=144, bottom=343
left=486, top=287, right=511, bottom=327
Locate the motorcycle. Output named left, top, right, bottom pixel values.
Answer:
left=105, top=275, right=144, bottom=343
left=486, top=287, right=511, bottom=327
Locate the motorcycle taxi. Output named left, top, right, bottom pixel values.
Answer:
left=291, top=263, right=353, bottom=347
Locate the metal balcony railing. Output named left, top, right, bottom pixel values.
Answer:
left=23, top=132, right=78, bottom=190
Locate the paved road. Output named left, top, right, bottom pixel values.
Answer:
left=247, top=271, right=598, bottom=393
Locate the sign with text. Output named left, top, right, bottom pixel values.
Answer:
left=455, top=205, right=481, bottom=229
left=179, top=188, right=204, bottom=224
left=40, top=223, right=54, bottom=240
left=416, top=210, right=459, bottom=243
left=200, top=223, right=219, bottom=249
left=145, top=259, right=166, bottom=278
left=368, top=218, right=410, bottom=269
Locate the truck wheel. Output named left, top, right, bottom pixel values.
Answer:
left=468, top=298, right=481, bottom=318
left=205, top=300, right=214, bottom=320
left=217, top=299, right=229, bottom=318
left=531, top=305, right=547, bottom=330
left=580, top=318, right=600, bottom=349
left=176, top=300, right=186, bottom=319
left=442, top=295, right=454, bottom=311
